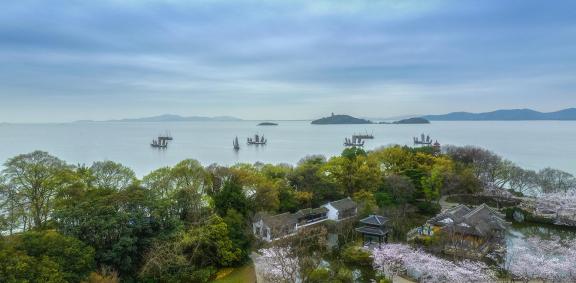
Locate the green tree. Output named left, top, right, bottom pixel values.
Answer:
left=2, top=151, right=72, bottom=230
left=0, top=230, right=95, bottom=283
left=90, top=161, right=136, bottom=190
left=140, top=215, right=241, bottom=282
left=213, top=179, right=249, bottom=217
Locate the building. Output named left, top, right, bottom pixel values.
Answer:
left=252, top=212, right=298, bottom=242
left=323, top=197, right=358, bottom=221
left=253, top=198, right=357, bottom=242
left=411, top=203, right=508, bottom=257
left=356, top=215, right=390, bottom=247
left=427, top=204, right=508, bottom=240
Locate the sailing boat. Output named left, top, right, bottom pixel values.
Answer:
left=233, top=136, right=240, bottom=150
left=151, top=137, right=168, bottom=148
left=247, top=134, right=267, bottom=145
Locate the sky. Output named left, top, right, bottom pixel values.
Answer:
left=0, top=0, right=575, bottom=122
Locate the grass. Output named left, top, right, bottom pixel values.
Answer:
left=211, top=262, right=256, bottom=283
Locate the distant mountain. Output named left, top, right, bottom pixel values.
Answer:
left=76, top=114, right=242, bottom=123
left=393, top=117, right=430, bottom=124
left=422, top=108, right=576, bottom=121
left=311, top=114, right=372, bottom=125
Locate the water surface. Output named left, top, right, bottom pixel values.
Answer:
left=0, top=121, right=574, bottom=177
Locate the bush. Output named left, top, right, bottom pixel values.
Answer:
left=416, top=201, right=441, bottom=215
left=341, top=246, right=373, bottom=267
left=308, top=268, right=331, bottom=283
left=0, top=230, right=95, bottom=283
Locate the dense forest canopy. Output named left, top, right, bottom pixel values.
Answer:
left=0, top=146, right=574, bottom=282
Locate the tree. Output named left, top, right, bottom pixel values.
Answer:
left=54, top=184, right=176, bottom=279
left=508, top=167, right=538, bottom=195
left=444, top=146, right=515, bottom=193
left=256, top=226, right=327, bottom=283
left=421, top=166, right=444, bottom=203
left=90, top=161, right=136, bottom=191
left=321, top=152, right=381, bottom=197
left=143, top=159, right=212, bottom=224
left=536, top=168, right=576, bottom=194
left=0, top=176, right=24, bottom=235
left=0, top=230, right=95, bottom=283
left=140, top=215, right=241, bottom=282
left=382, top=175, right=415, bottom=215
left=2, top=151, right=71, bottom=230
left=288, top=155, right=340, bottom=207
left=213, top=179, right=249, bottom=217
left=507, top=236, right=576, bottom=282
left=372, top=244, right=496, bottom=282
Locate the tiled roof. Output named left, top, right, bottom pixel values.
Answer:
left=360, top=215, right=389, bottom=226
left=434, top=203, right=508, bottom=237
left=355, top=226, right=389, bottom=236
left=328, top=197, right=357, bottom=211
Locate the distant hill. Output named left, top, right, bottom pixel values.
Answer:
left=76, top=114, right=242, bottom=123
left=422, top=108, right=576, bottom=121
left=393, top=117, right=430, bottom=124
left=258, top=122, right=278, bottom=126
left=311, top=114, right=372, bottom=125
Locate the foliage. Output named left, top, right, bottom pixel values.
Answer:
left=1, top=151, right=72, bottom=230
left=90, top=161, right=136, bottom=191
left=0, top=230, right=95, bottom=283
left=341, top=245, right=373, bottom=267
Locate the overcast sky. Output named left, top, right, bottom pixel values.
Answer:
left=1, top=0, right=575, bottom=122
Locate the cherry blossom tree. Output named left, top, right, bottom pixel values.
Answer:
left=372, top=244, right=496, bottom=283
left=256, top=246, right=300, bottom=283
left=535, top=191, right=576, bottom=225
left=508, top=236, right=576, bottom=282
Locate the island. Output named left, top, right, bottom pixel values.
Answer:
left=393, top=117, right=430, bottom=124
left=258, top=122, right=278, bottom=126
left=311, top=114, right=372, bottom=125
left=421, top=108, right=576, bottom=121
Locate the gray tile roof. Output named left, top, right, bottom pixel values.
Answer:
left=294, top=207, right=329, bottom=218
left=360, top=215, right=389, bottom=226
left=257, top=212, right=297, bottom=230
left=355, top=226, right=389, bottom=236
left=328, top=197, right=357, bottom=211
left=430, top=203, right=508, bottom=237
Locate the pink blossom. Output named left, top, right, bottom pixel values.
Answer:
left=508, top=236, right=576, bottom=281
left=372, top=244, right=496, bottom=283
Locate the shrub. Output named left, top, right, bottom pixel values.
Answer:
left=308, top=268, right=331, bottom=283
left=416, top=201, right=441, bottom=215
left=341, top=246, right=373, bottom=267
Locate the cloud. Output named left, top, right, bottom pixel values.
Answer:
left=0, top=0, right=575, bottom=122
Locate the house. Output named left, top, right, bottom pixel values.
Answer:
left=356, top=215, right=390, bottom=247
left=427, top=204, right=508, bottom=240
left=412, top=203, right=509, bottom=257
left=253, top=212, right=298, bottom=242
left=253, top=198, right=356, bottom=242
left=323, top=197, right=358, bottom=221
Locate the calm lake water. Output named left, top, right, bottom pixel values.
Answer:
left=0, top=121, right=574, bottom=177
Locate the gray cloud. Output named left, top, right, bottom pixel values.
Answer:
left=0, top=0, right=575, bottom=122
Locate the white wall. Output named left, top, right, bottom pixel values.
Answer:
left=323, top=203, right=339, bottom=221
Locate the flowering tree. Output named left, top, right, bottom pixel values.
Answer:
left=255, top=226, right=327, bottom=283
left=372, top=244, right=496, bottom=283
left=256, top=246, right=300, bottom=283
left=508, top=236, right=576, bottom=282
left=535, top=191, right=576, bottom=225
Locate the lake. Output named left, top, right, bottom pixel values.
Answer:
left=0, top=121, right=574, bottom=177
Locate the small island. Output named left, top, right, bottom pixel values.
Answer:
left=311, top=113, right=372, bottom=125
left=258, top=122, right=279, bottom=126
left=379, top=117, right=431, bottom=124
left=393, top=117, right=430, bottom=124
